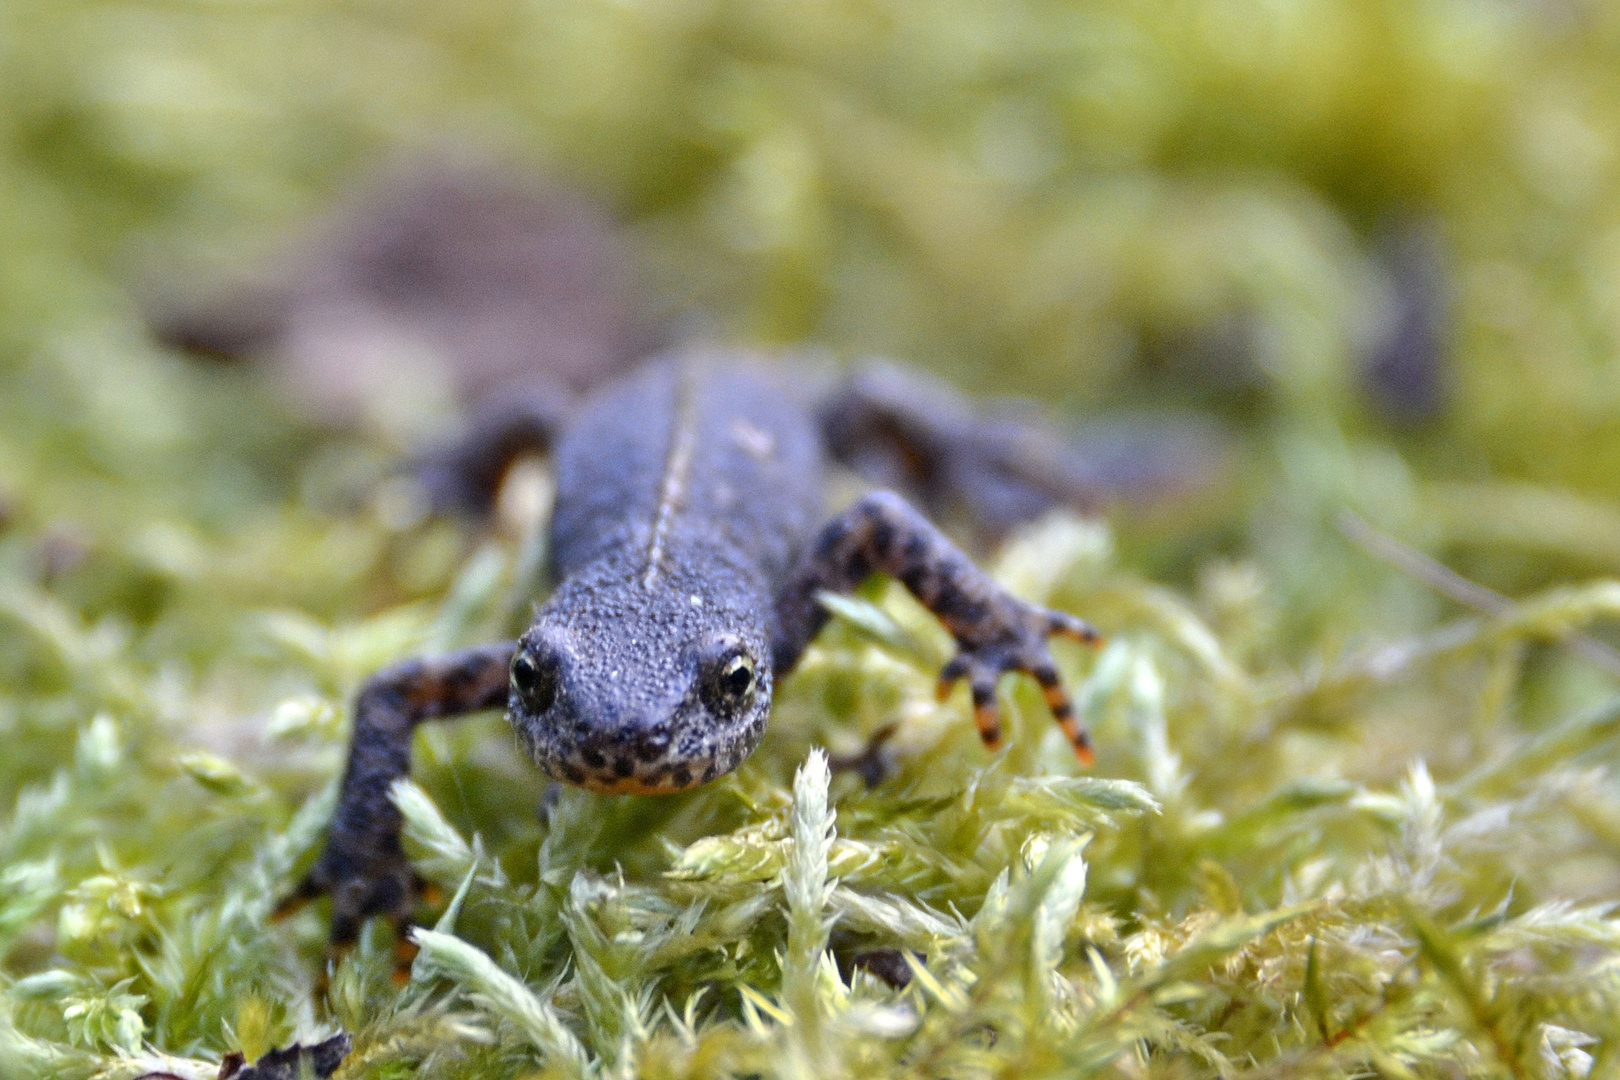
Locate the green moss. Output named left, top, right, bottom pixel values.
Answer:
left=4, top=0, right=1620, bottom=1076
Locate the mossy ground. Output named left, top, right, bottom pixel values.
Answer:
left=5, top=1, right=1620, bottom=1077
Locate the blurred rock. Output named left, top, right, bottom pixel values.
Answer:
left=151, top=158, right=659, bottom=438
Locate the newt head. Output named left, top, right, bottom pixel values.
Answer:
left=505, top=571, right=773, bottom=793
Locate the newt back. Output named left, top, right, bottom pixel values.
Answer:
left=515, top=354, right=823, bottom=792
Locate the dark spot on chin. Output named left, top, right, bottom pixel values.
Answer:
left=671, top=766, right=692, bottom=787
left=702, top=763, right=720, bottom=782
left=560, top=762, right=584, bottom=784
left=582, top=748, right=605, bottom=769
left=613, top=757, right=634, bottom=778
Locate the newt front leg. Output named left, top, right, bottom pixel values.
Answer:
left=773, top=490, right=1100, bottom=760
left=275, top=642, right=515, bottom=973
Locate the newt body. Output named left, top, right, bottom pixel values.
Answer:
left=285, top=347, right=1103, bottom=957
left=525, top=358, right=819, bottom=792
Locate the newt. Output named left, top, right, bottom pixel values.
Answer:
left=278, top=347, right=1108, bottom=969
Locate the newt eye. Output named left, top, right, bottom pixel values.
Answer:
left=700, top=643, right=758, bottom=716
left=510, top=648, right=558, bottom=714
left=721, top=654, right=755, bottom=698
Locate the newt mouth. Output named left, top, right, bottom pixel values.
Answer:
left=531, top=735, right=759, bottom=794
left=568, top=774, right=700, bottom=796
left=515, top=699, right=770, bottom=793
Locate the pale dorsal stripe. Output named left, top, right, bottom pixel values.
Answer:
left=643, top=365, right=698, bottom=589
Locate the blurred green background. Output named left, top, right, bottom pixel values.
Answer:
left=9, top=0, right=1620, bottom=620
left=7, top=0, right=1620, bottom=1075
